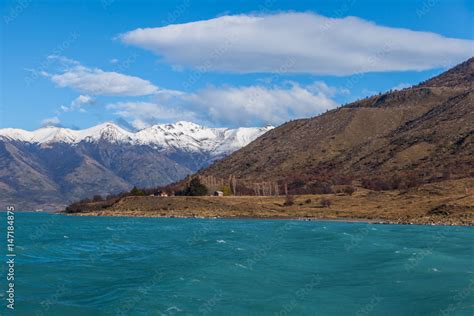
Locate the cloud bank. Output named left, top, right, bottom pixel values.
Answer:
left=108, top=81, right=342, bottom=128
left=45, top=56, right=158, bottom=96
left=183, top=81, right=340, bottom=126
left=120, top=12, right=474, bottom=75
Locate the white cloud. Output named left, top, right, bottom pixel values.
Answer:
left=108, top=81, right=342, bottom=127
left=120, top=12, right=474, bottom=75
left=60, top=95, right=95, bottom=112
left=106, top=101, right=196, bottom=129
left=41, top=117, right=61, bottom=127
left=72, top=95, right=94, bottom=106
left=45, top=56, right=158, bottom=96
left=184, top=82, right=339, bottom=126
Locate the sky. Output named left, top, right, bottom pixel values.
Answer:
left=1, top=0, right=473, bottom=130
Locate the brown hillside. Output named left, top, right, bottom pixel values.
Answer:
left=418, top=57, right=474, bottom=88
left=198, top=58, right=474, bottom=191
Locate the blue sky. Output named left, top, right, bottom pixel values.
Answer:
left=1, top=0, right=473, bottom=130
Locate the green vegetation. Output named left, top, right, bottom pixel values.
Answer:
left=130, top=186, right=145, bottom=196
left=220, top=185, right=232, bottom=196
left=183, top=178, right=208, bottom=196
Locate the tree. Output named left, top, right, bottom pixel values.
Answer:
left=130, top=186, right=144, bottom=196
left=220, top=185, right=232, bottom=196
left=185, top=178, right=208, bottom=196
left=229, top=175, right=237, bottom=195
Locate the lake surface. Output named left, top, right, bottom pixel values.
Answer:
left=1, top=213, right=473, bottom=315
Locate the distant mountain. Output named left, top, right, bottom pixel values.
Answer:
left=0, top=121, right=272, bottom=210
left=198, top=58, right=474, bottom=192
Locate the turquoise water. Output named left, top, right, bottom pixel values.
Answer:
left=1, top=213, right=473, bottom=315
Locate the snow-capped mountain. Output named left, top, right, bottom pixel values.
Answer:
left=0, top=121, right=273, bottom=211
left=0, top=121, right=273, bottom=155
left=0, top=123, right=134, bottom=144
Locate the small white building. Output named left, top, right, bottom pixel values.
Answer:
left=214, top=191, right=224, bottom=197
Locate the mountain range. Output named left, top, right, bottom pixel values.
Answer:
left=198, top=58, right=473, bottom=192
left=0, top=121, right=272, bottom=210
left=4, top=58, right=473, bottom=210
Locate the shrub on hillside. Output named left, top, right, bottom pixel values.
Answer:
left=283, top=195, right=295, bottom=206
left=341, top=186, right=356, bottom=196
left=309, top=182, right=333, bottom=194
left=331, top=176, right=353, bottom=185
left=362, top=175, right=423, bottom=191
left=362, top=178, right=393, bottom=191
left=320, top=199, right=332, bottom=208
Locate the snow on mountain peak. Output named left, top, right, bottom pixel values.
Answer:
left=79, top=122, right=134, bottom=143
left=0, top=122, right=273, bottom=155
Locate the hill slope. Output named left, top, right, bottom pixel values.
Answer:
left=199, top=58, right=474, bottom=192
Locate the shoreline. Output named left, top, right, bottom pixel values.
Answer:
left=66, top=212, right=474, bottom=226
left=62, top=178, right=474, bottom=227
left=65, top=212, right=474, bottom=227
